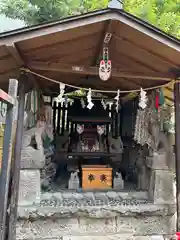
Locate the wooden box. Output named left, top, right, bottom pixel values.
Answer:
left=82, top=165, right=112, bottom=190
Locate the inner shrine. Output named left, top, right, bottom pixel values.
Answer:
left=0, top=2, right=179, bottom=240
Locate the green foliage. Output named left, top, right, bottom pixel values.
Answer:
left=0, top=0, right=179, bottom=39
left=0, top=0, right=108, bottom=25
left=124, top=0, right=180, bottom=38
left=0, top=0, right=81, bottom=25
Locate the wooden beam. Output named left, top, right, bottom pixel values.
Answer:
left=114, top=34, right=179, bottom=69
left=111, top=61, right=144, bottom=89
left=0, top=10, right=179, bottom=55
left=0, top=11, right=112, bottom=46
left=112, top=43, right=165, bottom=73
left=114, top=12, right=180, bottom=53
left=93, top=20, right=113, bottom=65
left=0, top=89, right=15, bottom=105
left=6, top=44, right=24, bottom=66
left=7, top=45, right=43, bottom=90
left=174, top=82, right=180, bottom=231
left=24, top=31, right=101, bottom=54
left=122, top=92, right=138, bottom=103
left=0, top=79, right=18, bottom=240
left=8, top=79, right=25, bottom=240
left=26, top=61, right=176, bottom=81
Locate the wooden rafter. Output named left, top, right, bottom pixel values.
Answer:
left=6, top=44, right=24, bottom=66
left=6, top=45, right=42, bottom=90
left=23, top=31, right=100, bottom=54
left=111, top=42, right=166, bottom=73
left=26, top=61, right=176, bottom=81
left=93, top=20, right=113, bottom=65
left=0, top=11, right=112, bottom=46
left=113, top=34, right=179, bottom=69
left=0, top=69, right=20, bottom=81
left=0, top=88, right=15, bottom=105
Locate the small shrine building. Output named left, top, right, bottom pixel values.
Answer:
left=0, top=2, right=179, bottom=240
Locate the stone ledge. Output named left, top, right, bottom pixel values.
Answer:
left=41, top=191, right=148, bottom=200
left=16, top=214, right=176, bottom=239
left=16, top=235, right=175, bottom=240
left=18, top=203, right=176, bottom=220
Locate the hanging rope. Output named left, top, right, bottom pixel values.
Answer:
left=21, top=67, right=177, bottom=94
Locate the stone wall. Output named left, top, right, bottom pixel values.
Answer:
left=16, top=215, right=176, bottom=240
left=16, top=191, right=176, bottom=240
left=18, top=127, right=45, bottom=206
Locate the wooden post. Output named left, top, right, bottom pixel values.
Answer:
left=0, top=79, right=18, bottom=240
left=8, top=82, right=25, bottom=240
left=174, top=82, right=180, bottom=231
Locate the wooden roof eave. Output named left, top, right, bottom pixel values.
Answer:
left=0, top=9, right=179, bottom=53
left=0, top=8, right=179, bottom=104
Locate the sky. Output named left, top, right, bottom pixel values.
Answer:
left=0, top=14, right=25, bottom=33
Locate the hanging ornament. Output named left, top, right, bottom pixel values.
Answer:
left=159, top=88, right=165, bottom=106
left=101, top=98, right=107, bottom=110
left=80, top=98, right=85, bottom=108
left=139, top=88, right=148, bottom=109
left=155, top=89, right=165, bottom=110
left=108, top=102, right=113, bottom=110
left=87, top=88, right=94, bottom=109
left=97, top=125, right=105, bottom=135
left=155, top=91, right=159, bottom=110
left=77, top=124, right=84, bottom=134
left=99, top=47, right=111, bottom=81
left=56, top=82, right=65, bottom=103
left=114, top=89, right=120, bottom=112
left=64, top=95, right=68, bottom=105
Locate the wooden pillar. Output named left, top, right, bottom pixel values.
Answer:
left=8, top=82, right=25, bottom=240
left=174, top=82, right=180, bottom=231
left=0, top=79, right=18, bottom=240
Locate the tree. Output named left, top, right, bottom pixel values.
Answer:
left=0, top=0, right=108, bottom=25
left=0, top=0, right=179, bottom=38
left=0, top=0, right=81, bottom=25
left=124, top=0, right=180, bottom=39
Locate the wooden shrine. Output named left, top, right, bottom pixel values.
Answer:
left=53, top=98, right=123, bottom=189
left=0, top=2, right=180, bottom=239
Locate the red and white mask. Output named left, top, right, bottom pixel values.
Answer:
left=76, top=124, right=84, bottom=134
left=99, top=60, right=111, bottom=81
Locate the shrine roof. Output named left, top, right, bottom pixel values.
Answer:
left=0, top=7, right=179, bottom=105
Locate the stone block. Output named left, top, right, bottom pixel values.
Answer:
left=63, top=235, right=134, bottom=240
left=21, top=147, right=45, bottom=169
left=149, top=170, right=175, bottom=204
left=151, top=236, right=164, bottom=240
left=16, top=214, right=176, bottom=239
left=116, top=215, right=176, bottom=235
left=20, top=128, right=45, bottom=169
left=79, top=218, right=116, bottom=234
left=117, top=191, right=148, bottom=200
left=16, top=218, right=79, bottom=239
left=18, top=170, right=40, bottom=205
left=134, top=237, right=151, bottom=240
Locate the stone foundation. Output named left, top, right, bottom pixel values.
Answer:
left=16, top=130, right=176, bottom=240
left=16, top=191, right=176, bottom=240
left=16, top=215, right=176, bottom=239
